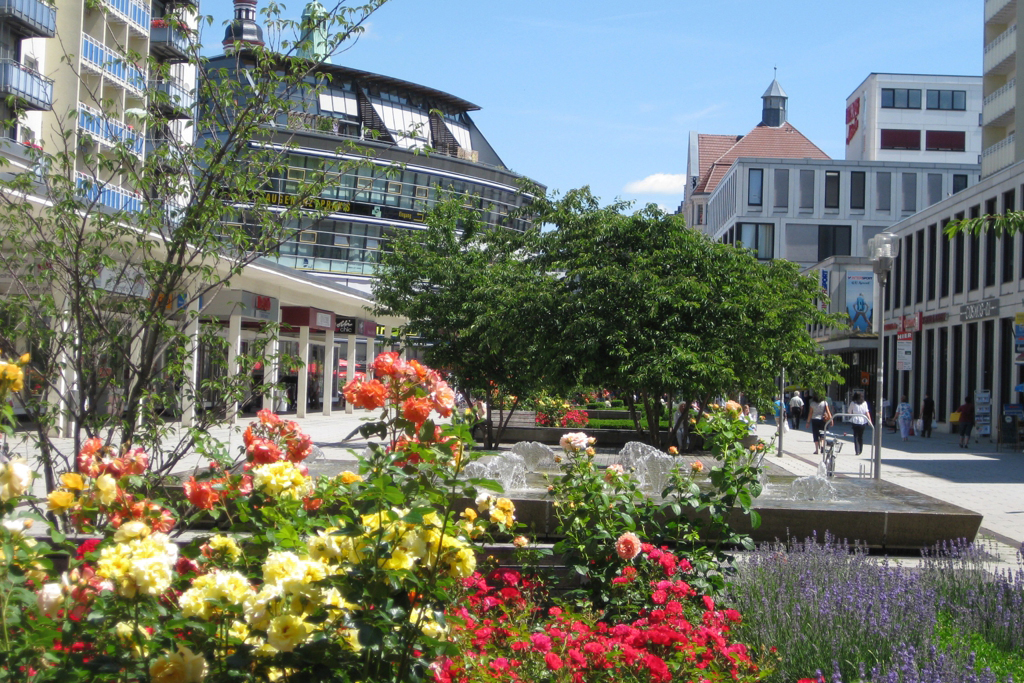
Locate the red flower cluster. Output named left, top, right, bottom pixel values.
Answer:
left=77, top=438, right=148, bottom=479
left=243, top=409, right=314, bottom=465
left=560, top=409, right=589, bottom=428
left=434, top=552, right=758, bottom=683
left=342, top=352, right=455, bottom=426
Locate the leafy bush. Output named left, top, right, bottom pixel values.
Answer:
left=560, top=409, right=589, bottom=428
left=610, top=399, right=625, bottom=408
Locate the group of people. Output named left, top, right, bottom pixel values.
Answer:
left=774, top=390, right=873, bottom=457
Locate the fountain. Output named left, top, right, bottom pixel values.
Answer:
left=510, top=441, right=558, bottom=472
left=459, top=452, right=527, bottom=492
left=617, top=442, right=679, bottom=494
left=788, top=462, right=839, bottom=502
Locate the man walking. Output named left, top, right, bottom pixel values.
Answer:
left=920, top=394, right=935, bottom=438
left=789, top=391, right=804, bottom=430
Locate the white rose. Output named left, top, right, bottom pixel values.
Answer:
left=0, top=459, right=32, bottom=501
left=36, top=583, right=63, bottom=616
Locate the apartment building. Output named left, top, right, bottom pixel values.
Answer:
left=983, top=0, right=1023, bottom=177
left=0, top=0, right=54, bottom=168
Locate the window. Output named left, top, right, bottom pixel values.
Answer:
left=902, top=173, right=917, bottom=212
left=1004, top=190, right=1016, bottom=283
left=824, top=171, right=840, bottom=209
left=927, top=173, right=943, bottom=206
left=881, top=129, right=922, bottom=150
left=926, top=89, right=967, bottom=110
left=298, top=230, right=317, bottom=243
left=850, top=171, right=865, bottom=210
left=414, top=186, right=429, bottom=199
left=969, top=205, right=980, bottom=290
left=737, top=223, right=775, bottom=260
left=915, top=229, right=925, bottom=303
left=985, top=198, right=997, bottom=287
left=926, top=130, right=966, bottom=152
left=903, top=234, right=912, bottom=306
left=927, top=224, right=937, bottom=300
left=799, top=170, right=815, bottom=209
left=387, top=182, right=402, bottom=194
left=817, top=225, right=851, bottom=261
left=773, top=168, right=789, bottom=209
left=881, top=88, right=922, bottom=109
left=748, top=168, right=763, bottom=206
left=696, top=204, right=704, bottom=225
left=876, top=172, right=892, bottom=211
left=940, top=219, right=950, bottom=297
left=953, top=174, right=968, bottom=194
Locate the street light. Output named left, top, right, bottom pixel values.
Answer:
left=867, top=232, right=900, bottom=480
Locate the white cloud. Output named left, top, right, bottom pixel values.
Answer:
left=623, top=173, right=688, bottom=195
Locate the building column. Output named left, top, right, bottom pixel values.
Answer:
left=180, top=298, right=200, bottom=428
left=48, top=304, right=74, bottom=439
left=262, top=306, right=282, bottom=412
left=322, top=327, right=334, bottom=417
left=226, top=313, right=242, bottom=424
left=297, top=325, right=309, bottom=419
left=345, top=333, right=356, bottom=414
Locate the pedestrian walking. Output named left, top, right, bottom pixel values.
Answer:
left=846, top=391, right=872, bottom=456
left=896, top=395, right=913, bottom=441
left=920, top=394, right=935, bottom=438
left=788, top=391, right=804, bottom=430
left=807, top=393, right=832, bottom=455
left=957, top=395, right=975, bottom=448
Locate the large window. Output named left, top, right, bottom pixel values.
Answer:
left=881, top=129, right=922, bottom=150
left=940, top=219, right=950, bottom=297
left=773, top=168, right=789, bottom=209
left=881, top=88, right=922, bottom=109
left=850, top=171, right=865, bottom=210
left=748, top=168, right=763, bottom=206
left=902, top=173, right=917, bottom=212
left=876, top=172, right=892, bottom=211
left=925, top=130, right=966, bottom=152
left=737, top=223, right=775, bottom=260
left=926, top=89, right=966, bottom=110
left=799, top=170, right=815, bottom=209
left=953, top=174, right=968, bottom=194
left=927, top=224, right=937, bottom=300
left=927, top=173, right=943, bottom=206
left=824, top=171, right=840, bottom=209
left=817, top=225, right=851, bottom=261
left=1004, top=190, right=1016, bottom=283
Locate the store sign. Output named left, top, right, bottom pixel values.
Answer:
left=315, top=312, right=333, bottom=329
left=94, top=265, right=150, bottom=299
left=902, top=312, right=922, bottom=333
left=884, top=322, right=900, bottom=331
left=896, top=332, right=913, bottom=371
left=358, top=319, right=377, bottom=337
left=922, top=312, right=947, bottom=325
left=820, top=270, right=830, bottom=312
left=960, top=299, right=1000, bottom=322
left=335, top=316, right=357, bottom=334
left=257, top=191, right=426, bottom=223
left=846, top=96, right=860, bottom=144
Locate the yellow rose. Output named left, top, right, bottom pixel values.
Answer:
left=60, top=472, right=85, bottom=490
left=267, top=614, right=311, bottom=652
left=149, top=645, right=207, bottom=683
left=0, top=459, right=32, bottom=501
left=114, top=520, right=151, bottom=543
left=47, top=490, right=75, bottom=512
left=18, top=353, right=29, bottom=365
left=338, top=471, right=362, bottom=485
left=94, top=473, right=118, bottom=505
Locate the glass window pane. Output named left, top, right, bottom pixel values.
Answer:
left=953, top=90, right=966, bottom=110
left=940, top=90, right=953, bottom=109
left=908, top=89, right=921, bottom=108
left=895, top=89, right=908, bottom=108
left=927, top=90, right=939, bottom=109
left=881, top=89, right=894, bottom=108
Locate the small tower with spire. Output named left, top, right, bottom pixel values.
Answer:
left=223, top=0, right=265, bottom=53
left=298, top=1, right=329, bottom=63
left=760, top=70, right=788, bottom=127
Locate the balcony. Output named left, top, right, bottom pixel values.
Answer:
left=982, top=133, right=1016, bottom=177
left=148, top=77, right=193, bottom=118
left=78, top=104, right=144, bottom=156
left=0, top=59, right=52, bottom=110
left=984, top=23, right=1017, bottom=76
left=983, top=78, right=1016, bottom=127
left=149, top=21, right=190, bottom=62
left=81, top=35, right=147, bottom=95
left=0, top=0, right=56, bottom=38
left=76, top=172, right=143, bottom=213
left=986, top=0, right=1016, bottom=25
left=100, top=0, right=149, bottom=36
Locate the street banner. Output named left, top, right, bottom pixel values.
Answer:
left=846, top=271, right=873, bottom=333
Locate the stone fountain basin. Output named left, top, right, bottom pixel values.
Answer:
left=490, top=477, right=982, bottom=551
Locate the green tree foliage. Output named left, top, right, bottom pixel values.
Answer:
left=535, top=188, right=844, bottom=445
left=0, top=1, right=387, bottom=493
left=372, top=197, right=555, bottom=448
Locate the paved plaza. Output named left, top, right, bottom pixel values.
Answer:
left=6, top=409, right=1022, bottom=553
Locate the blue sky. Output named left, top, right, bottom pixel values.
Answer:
left=202, top=0, right=981, bottom=215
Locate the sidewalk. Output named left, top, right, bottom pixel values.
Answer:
left=755, top=419, right=1024, bottom=549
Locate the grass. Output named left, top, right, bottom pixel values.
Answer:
left=934, top=612, right=1024, bottom=683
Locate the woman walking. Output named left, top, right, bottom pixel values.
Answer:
left=846, top=392, right=872, bottom=456
left=957, top=395, right=975, bottom=448
left=896, top=395, right=913, bottom=441
left=807, top=393, right=833, bottom=455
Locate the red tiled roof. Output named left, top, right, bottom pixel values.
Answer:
left=694, top=123, right=830, bottom=195
left=697, top=133, right=742, bottom=183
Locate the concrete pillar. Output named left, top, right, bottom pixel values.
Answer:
left=129, top=322, right=144, bottom=428
left=322, top=327, right=334, bottom=417
left=345, top=333, right=356, bottom=414
left=262, top=306, right=282, bottom=412
left=226, top=313, right=242, bottom=423
left=180, top=298, right=200, bottom=428
left=297, top=325, right=309, bottom=419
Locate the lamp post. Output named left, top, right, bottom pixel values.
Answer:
left=868, top=232, right=900, bottom=480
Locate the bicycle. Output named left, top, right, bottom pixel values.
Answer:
left=820, top=413, right=857, bottom=477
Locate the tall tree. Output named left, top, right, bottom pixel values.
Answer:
left=373, top=197, right=554, bottom=448
left=0, top=1, right=387, bottom=492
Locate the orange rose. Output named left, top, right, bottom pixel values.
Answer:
left=403, top=396, right=433, bottom=426
left=248, top=438, right=283, bottom=465
left=184, top=477, right=219, bottom=510
left=372, top=352, right=404, bottom=379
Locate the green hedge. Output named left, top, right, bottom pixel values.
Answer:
left=585, top=402, right=606, bottom=409
left=609, top=399, right=624, bottom=408
left=587, top=418, right=672, bottom=430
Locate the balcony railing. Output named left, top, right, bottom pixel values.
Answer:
left=986, top=0, right=1016, bottom=25
left=101, top=0, right=149, bottom=36
left=148, top=77, right=194, bottom=118
left=0, top=59, right=52, bottom=110
left=983, top=78, right=1015, bottom=127
left=984, top=23, right=1017, bottom=75
left=81, top=34, right=147, bottom=94
left=149, top=22, right=190, bottom=62
left=78, top=104, right=144, bottom=156
left=76, top=172, right=143, bottom=213
left=0, top=0, right=56, bottom=38
left=982, top=133, right=1016, bottom=177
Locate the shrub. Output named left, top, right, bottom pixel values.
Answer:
left=610, top=399, right=625, bottom=408
left=560, top=409, right=589, bottom=428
